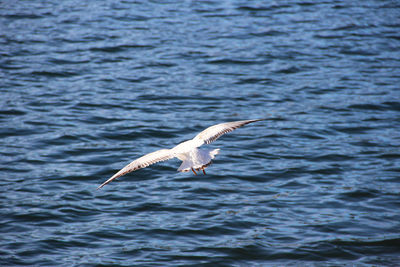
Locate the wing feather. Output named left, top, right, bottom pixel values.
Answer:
left=97, top=149, right=173, bottom=189
left=193, top=119, right=264, bottom=145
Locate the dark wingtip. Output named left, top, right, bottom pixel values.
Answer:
left=97, top=184, right=105, bottom=190
left=245, top=118, right=266, bottom=124
left=97, top=178, right=112, bottom=190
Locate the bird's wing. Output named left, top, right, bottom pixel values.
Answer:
left=98, top=149, right=173, bottom=189
left=193, top=119, right=264, bottom=146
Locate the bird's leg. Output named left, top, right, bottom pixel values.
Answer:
left=191, top=168, right=197, bottom=175
left=202, top=168, right=206, bottom=175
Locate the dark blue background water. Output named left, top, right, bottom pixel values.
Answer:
left=1, top=1, right=400, bottom=266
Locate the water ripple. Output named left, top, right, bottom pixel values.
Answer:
left=1, top=0, right=400, bottom=266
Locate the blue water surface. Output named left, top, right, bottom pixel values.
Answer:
left=1, top=0, right=400, bottom=266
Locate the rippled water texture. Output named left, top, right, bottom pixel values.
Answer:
left=1, top=1, right=400, bottom=266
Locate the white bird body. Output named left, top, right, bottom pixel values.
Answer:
left=98, top=119, right=264, bottom=189
left=171, top=139, right=202, bottom=156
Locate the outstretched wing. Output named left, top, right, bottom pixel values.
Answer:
left=98, top=149, right=173, bottom=189
left=193, top=119, right=264, bottom=146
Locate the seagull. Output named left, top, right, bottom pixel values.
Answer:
left=98, top=119, right=264, bottom=189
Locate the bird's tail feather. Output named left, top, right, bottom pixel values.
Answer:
left=177, top=148, right=220, bottom=172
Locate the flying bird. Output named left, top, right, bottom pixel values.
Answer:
left=98, top=119, right=264, bottom=189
